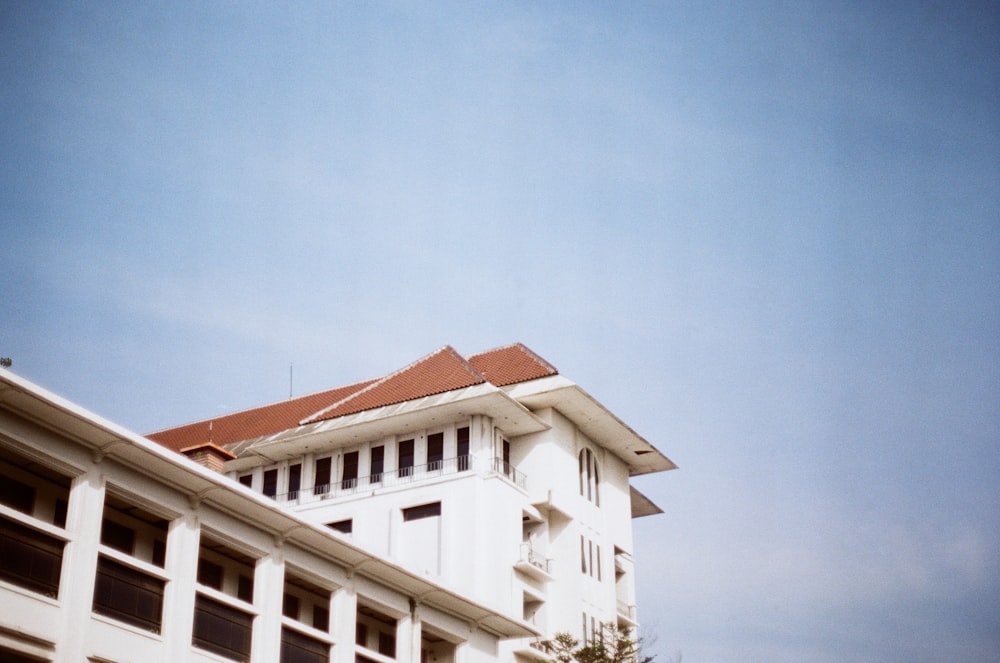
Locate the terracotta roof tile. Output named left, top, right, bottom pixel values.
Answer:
left=304, top=346, right=485, bottom=424
left=468, top=343, right=558, bottom=387
left=146, top=379, right=375, bottom=453
left=147, top=343, right=557, bottom=454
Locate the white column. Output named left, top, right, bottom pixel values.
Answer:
left=330, top=584, right=357, bottom=663
left=55, top=468, right=106, bottom=663
left=396, top=601, right=422, bottom=663
left=250, top=549, right=285, bottom=662
left=162, top=513, right=201, bottom=659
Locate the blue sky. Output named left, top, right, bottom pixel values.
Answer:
left=2, top=2, right=998, bottom=661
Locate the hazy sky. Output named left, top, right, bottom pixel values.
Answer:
left=2, top=3, right=998, bottom=662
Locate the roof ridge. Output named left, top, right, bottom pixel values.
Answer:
left=145, top=378, right=376, bottom=436
left=301, top=346, right=484, bottom=425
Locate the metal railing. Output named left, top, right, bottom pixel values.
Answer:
left=273, top=455, right=525, bottom=505
left=519, top=542, right=551, bottom=574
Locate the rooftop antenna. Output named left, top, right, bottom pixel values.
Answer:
left=289, top=362, right=294, bottom=399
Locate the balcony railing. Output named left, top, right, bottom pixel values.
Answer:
left=616, top=600, right=636, bottom=621
left=518, top=542, right=551, bottom=574
left=272, top=455, right=524, bottom=506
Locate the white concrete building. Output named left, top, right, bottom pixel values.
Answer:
left=148, top=343, right=677, bottom=661
left=0, top=368, right=534, bottom=663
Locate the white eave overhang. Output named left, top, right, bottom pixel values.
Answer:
left=0, top=370, right=539, bottom=640
left=502, top=375, right=677, bottom=476
left=229, top=382, right=549, bottom=466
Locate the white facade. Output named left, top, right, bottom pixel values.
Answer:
left=173, top=346, right=677, bottom=661
left=0, top=369, right=533, bottom=663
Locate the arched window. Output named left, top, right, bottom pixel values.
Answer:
left=578, top=449, right=600, bottom=505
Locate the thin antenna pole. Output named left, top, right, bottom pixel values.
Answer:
left=289, top=363, right=294, bottom=399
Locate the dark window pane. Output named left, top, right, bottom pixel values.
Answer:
left=0, top=478, right=35, bottom=514
left=100, top=519, right=135, bottom=555
left=93, top=556, right=164, bottom=633
left=312, top=605, right=329, bottom=631
left=355, top=622, right=368, bottom=646
left=288, top=464, right=302, bottom=498
left=457, top=428, right=470, bottom=471
left=327, top=519, right=352, bottom=534
left=427, top=433, right=443, bottom=469
left=370, top=446, right=384, bottom=482
left=193, top=594, right=253, bottom=661
left=342, top=452, right=359, bottom=489
left=283, top=593, right=300, bottom=619
left=398, top=440, right=414, bottom=477
left=281, top=627, right=328, bottom=663
left=237, top=574, right=254, bottom=603
left=378, top=631, right=396, bottom=657
left=197, top=559, right=224, bottom=589
left=263, top=470, right=278, bottom=498
left=0, top=517, right=64, bottom=597
left=402, top=502, right=441, bottom=522
left=151, top=539, right=166, bottom=568
left=314, top=458, right=331, bottom=492
left=238, top=474, right=253, bottom=488
left=53, top=499, right=68, bottom=528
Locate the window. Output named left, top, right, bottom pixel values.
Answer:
left=283, top=593, right=300, bottom=619
left=281, top=627, right=328, bottom=663
left=427, top=433, right=443, bottom=471
left=288, top=464, right=302, bottom=500
left=0, top=516, right=63, bottom=597
left=0, top=477, right=35, bottom=514
left=93, top=556, right=164, bottom=633
left=342, top=452, right=359, bottom=489
left=403, top=502, right=441, bottom=521
left=193, top=594, right=252, bottom=661
left=238, top=574, right=254, bottom=602
left=312, top=605, right=329, bottom=631
left=502, top=439, right=511, bottom=477
left=100, top=519, right=136, bottom=555
left=457, top=427, right=470, bottom=471
left=596, top=544, right=602, bottom=581
left=398, top=440, right=414, bottom=477
left=327, top=519, right=352, bottom=535
left=580, top=535, right=587, bottom=574
left=198, top=559, right=224, bottom=590
left=579, top=449, right=600, bottom=505
left=378, top=631, right=396, bottom=657
left=370, top=446, right=384, bottom=483
left=356, top=623, right=368, bottom=646
left=314, top=457, right=332, bottom=494
left=238, top=474, right=253, bottom=488
left=152, top=538, right=166, bottom=567
left=401, top=502, right=442, bottom=575
left=263, top=469, right=278, bottom=498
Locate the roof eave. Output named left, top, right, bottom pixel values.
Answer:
left=233, top=382, right=550, bottom=465
left=502, top=375, right=677, bottom=476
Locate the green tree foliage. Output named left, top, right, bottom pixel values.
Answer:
left=540, top=624, right=655, bottom=663
left=0, top=358, right=11, bottom=368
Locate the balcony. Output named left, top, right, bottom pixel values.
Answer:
left=514, top=542, right=553, bottom=582
left=272, top=456, right=525, bottom=506
left=616, top=600, right=638, bottom=627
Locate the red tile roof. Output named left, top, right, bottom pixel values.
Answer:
left=467, top=343, right=558, bottom=387
left=303, top=346, right=485, bottom=424
left=147, top=380, right=375, bottom=452
left=146, top=343, right=558, bottom=454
